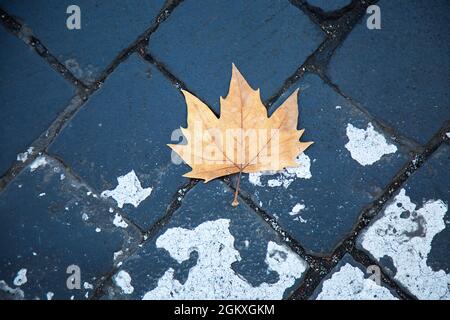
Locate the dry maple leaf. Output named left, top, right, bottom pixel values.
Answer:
left=169, top=64, right=313, bottom=206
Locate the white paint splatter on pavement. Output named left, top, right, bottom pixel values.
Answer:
left=316, top=263, right=397, bottom=300
left=113, top=250, right=123, bottom=261
left=113, top=213, right=128, bottom=229
left=83, top=282, right=94, bottom=290
left=114, top=270, right=134, bottom=294
left=248, top=153, right=312, bottom=189
left=142, top=219, right=306, bottom=300
left=13, top=269, right=27, bottom=286
left=360, top=189, right=449, bottom=300
left=289, top=203, right=305, bottom=216
left=345, top=123, right=397, bottom=166
left=101, top=170, right=153, bottom=208
left=30, top=156, right=48, bottom=172
left=17, top=147, right=34, bottom=162
left=0, top=280, right=24, bottom=299
left=289, top=203, right=308, bottom=223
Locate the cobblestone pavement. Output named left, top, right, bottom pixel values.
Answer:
left=0, top=0, right=449, bottom=300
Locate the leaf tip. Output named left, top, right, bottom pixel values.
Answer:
left=231, top=63, right=243, bottom=77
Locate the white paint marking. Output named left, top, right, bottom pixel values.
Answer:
left=289, top=203, right=305, bottom=216
left=113, top=213, right=128, bottom=229
left=0, top=280, right=24, bottom=299
left=249, top=153, right=312, bottom=189
left=30, top=156, right=48, bottom=172
left=101, top=170, right=153, bottom=208
left=114, top=270, right=134, bottom=294
left=113, top=250, right=123, bottom=261
left=345, top=123, right=397, bottom=166
left=316, top=263, right=397, bottom=300
left=83, top=282, right=94, bottom=290
left=17, top=147, right=34, bottom=162
left=142, top=219, right=307, bottom=300
left=360, top=189, right=449, bottom=300
left=13, top=269, right=27, bottom=286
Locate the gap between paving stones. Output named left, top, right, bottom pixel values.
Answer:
left=318, top=73, right=423, bottom=151
left=269, top=0, right=421, bottom=153
left=46, top=153, right=147, bottom=236
left=0, top=8, right=87, bottom=92
left=0, top=0, right=184, bottom=192
left=288, top=0, right=374, bottom=36
left=90, top=178, right=199, bottom=300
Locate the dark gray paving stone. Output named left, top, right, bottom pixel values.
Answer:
left=310, top=254, right=399, bottom=299
left=0, top=155, right=141, bottom=300
left=238, top=73, right=410, bottom=255
left=0, top=0, right=165, bottom=83
left=328, top=0, right=450, bottom=145
left=49, top=54, right=189, bottom=230
left=357, top=144, right=450, bottom=299
left=306, top=0, right=351, bottom=12
left=103, top=180, right=308, bottom=300
left=0, top=28, right=74, bottom=176
left=148, top=0, right=324, bottom=113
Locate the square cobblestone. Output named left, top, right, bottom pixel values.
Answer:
left=328, top=0, right=450, bottom=145
left=49, top=54, right=189, bottom=230
left=149, top=0, right=324, bottom=113
left=0, top=0, right=165, bottom=83
left=0, top=27, right=74, bottom=176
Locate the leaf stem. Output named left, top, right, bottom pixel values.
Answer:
left=232, top=169, right=242, bottom=206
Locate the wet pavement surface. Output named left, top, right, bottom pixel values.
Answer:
left=0, top=0, right=449, bottom=300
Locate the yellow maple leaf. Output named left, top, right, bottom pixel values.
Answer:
left=169, top=64, right=313, bottom=206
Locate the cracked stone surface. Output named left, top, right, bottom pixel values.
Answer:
left=0, top=0, right=449, bottom=300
